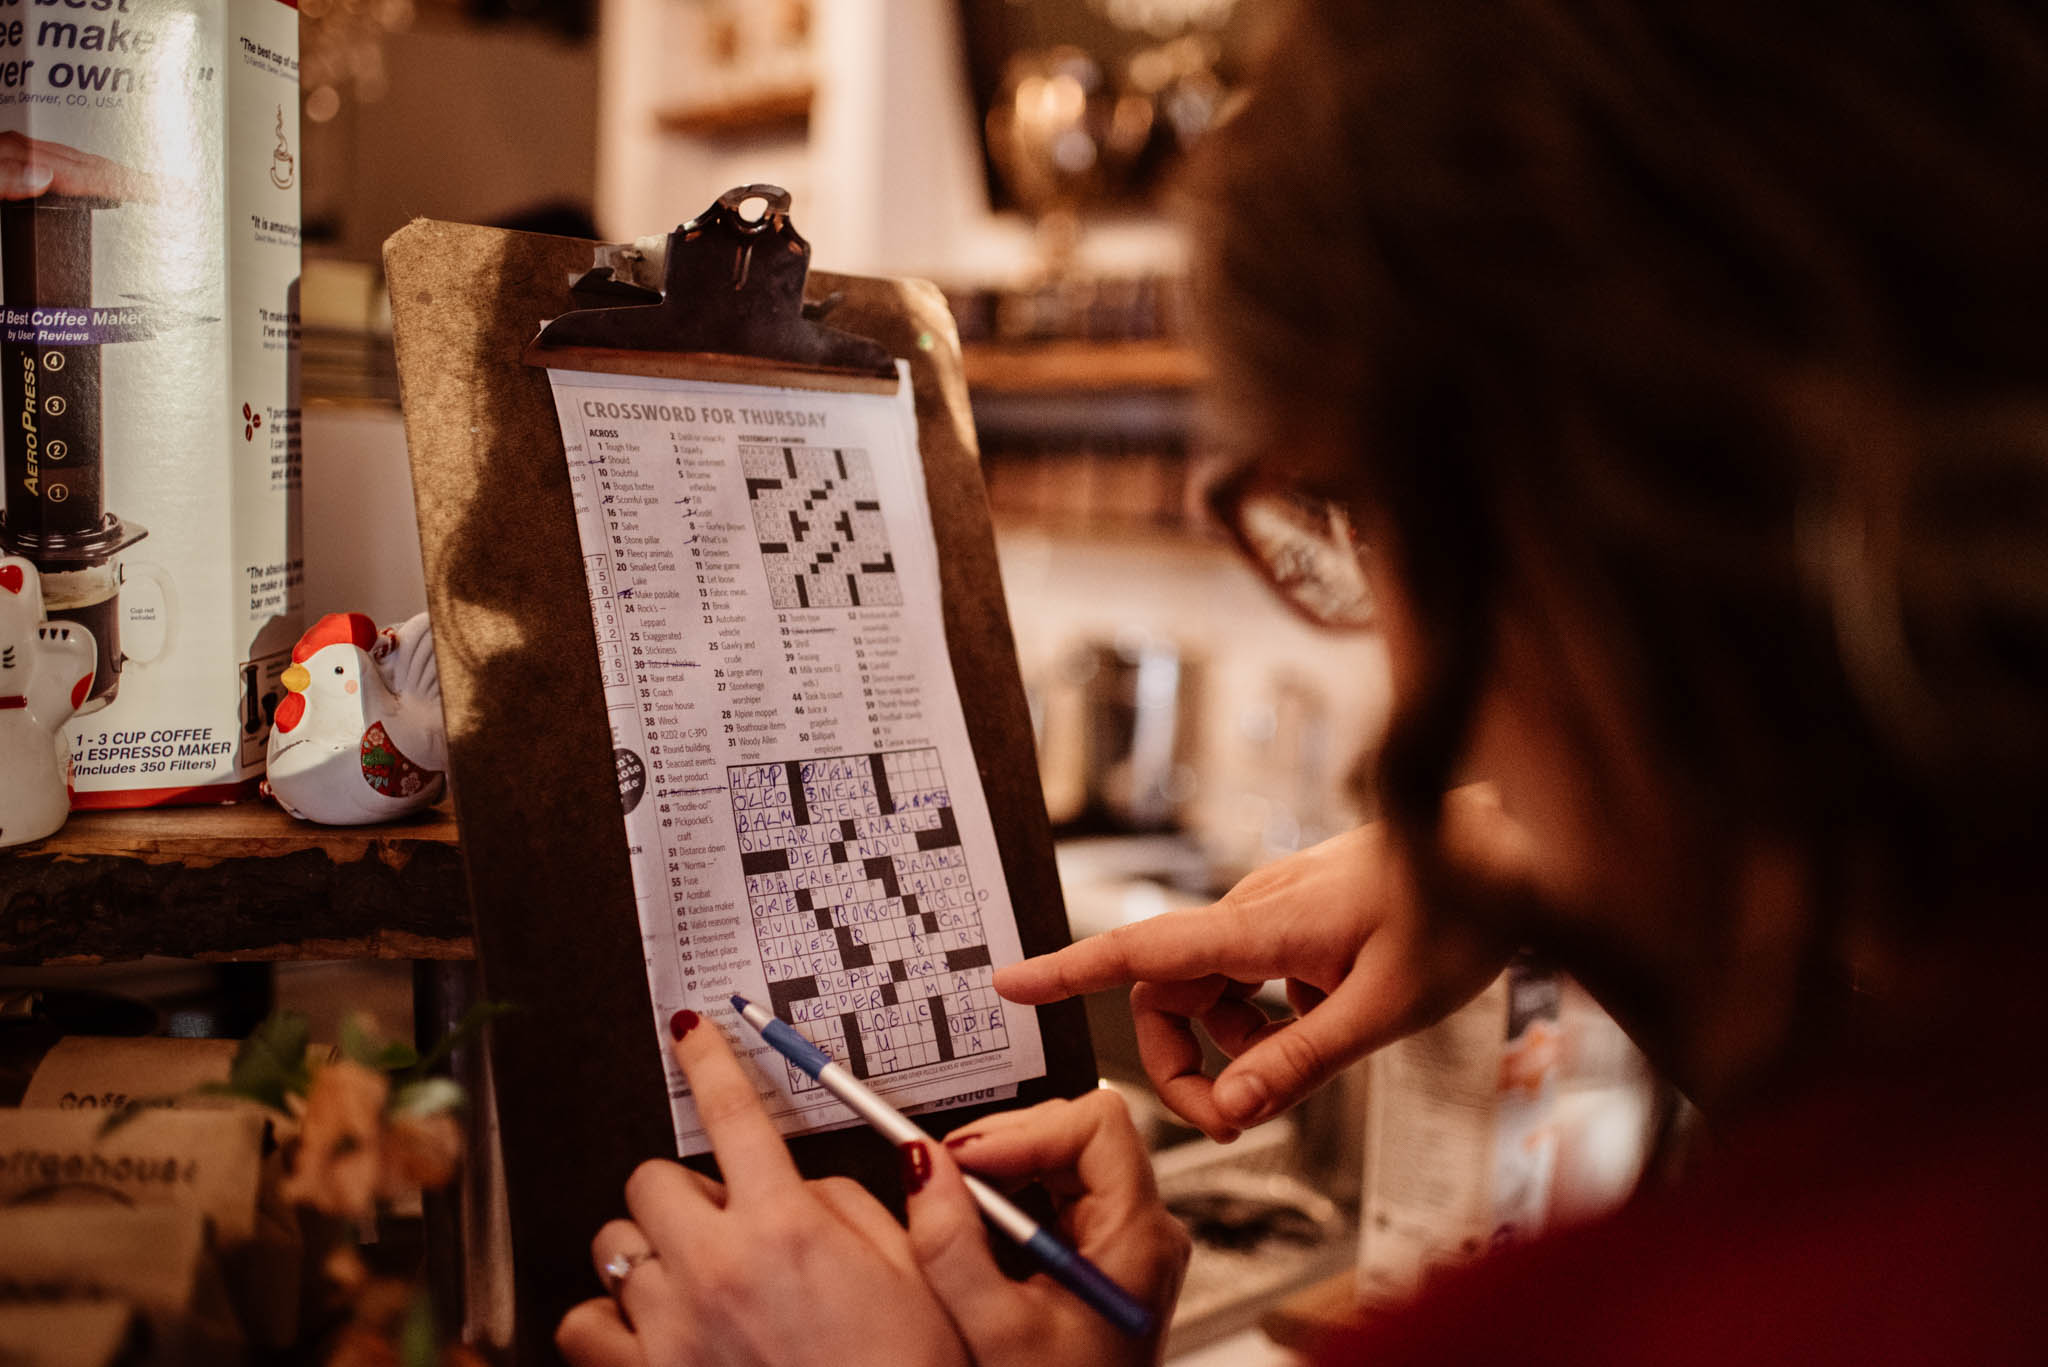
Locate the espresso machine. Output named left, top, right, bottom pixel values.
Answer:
left=1, top=193, right=161, bottom=714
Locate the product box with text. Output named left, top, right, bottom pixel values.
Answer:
left=0, top=0, right=302, bottom=805
left=1359, top=963, right=1563, bottom=1304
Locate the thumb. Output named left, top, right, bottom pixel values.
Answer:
left=0, top=161, right=54, bottom=197
left=900, top=1139, right=1032, bottom=1352
left=1210, top=967, right=1389, bottom=1128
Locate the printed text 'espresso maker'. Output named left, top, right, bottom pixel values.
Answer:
left=2, top=193, right=173, bottom=713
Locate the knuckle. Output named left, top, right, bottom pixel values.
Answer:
left=692, top=1083, right=760, bottom=1130
left=553, top=1300, right=610, bottom=1357
left=979, top=1308, right=1041, bottom=1360
left=751, top=1196, right=813, bottom=1252
left=1077, top=1084, right=1120, bottom=1115
left=1096, top=924, right=1140, bottom=974
left=1160, top=1211, right=1195, bottom=1267
left=1054, top=944, right=1099, bottom=994
left=691, top=1256, right=743, bottom=1303
left=911, top=1199, right=987, bottom=1267
left=1266, top=1023, right=1328, bottom=1087
left=1222, top=885, right=1267, bottom=940
left=1217, top=873, right=1258, bottom=909
left=624, top=1158, right=679, bottom=1206
left=1219, top=869, right=1274, bottom=920
left=812, top=1175, right=866, bottom=1204
left=1077, top=1085, right=1130, bottom=1131
left=595, top=1216, right=639, bottom=1245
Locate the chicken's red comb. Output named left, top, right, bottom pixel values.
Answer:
left=292, top=612, right=379, bottom=662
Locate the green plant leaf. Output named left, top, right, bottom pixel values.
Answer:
left=375, top=1041, right=421, bottom=1070
left=221, top=1011, right=315, bottom=1113
left=341, top=1014, right=421, bottom=1074
left=398, top=1285, right=439, bottom=1367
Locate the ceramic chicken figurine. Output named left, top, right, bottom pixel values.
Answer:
left=263, top=611, right=447, bottom=825
left=0, top=555, right=96, bottom=848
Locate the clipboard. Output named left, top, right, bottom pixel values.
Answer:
left=383, top=188, right=1096, bottom=1361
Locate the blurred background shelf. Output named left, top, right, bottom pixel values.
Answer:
left=0, top=804, right=471, bottom=966
left=961, top=339, right=1204, bottom=393
left=653, top=85, right=814, bottom=138
left=963, top=340, right=1203, bottom=453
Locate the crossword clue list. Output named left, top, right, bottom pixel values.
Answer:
left=549, top=371, right=1039, bottom=1140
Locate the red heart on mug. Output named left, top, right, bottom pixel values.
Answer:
left=0, top=565, right=22, bottom=595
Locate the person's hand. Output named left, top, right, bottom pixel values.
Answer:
left=556, top=1012, right=970, bottom=1367
left=0, top=132, right=163, bottom=202
left=903, top=1089, right=1189, bottom=1367
left=996, top=785, right=1535, bottom=1140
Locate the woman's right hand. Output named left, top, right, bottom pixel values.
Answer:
left=995, top=785, right=1535, bottom=1140
left=906, top=1089, right=1189, bottom=1367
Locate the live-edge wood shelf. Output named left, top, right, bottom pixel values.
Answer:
left=0, top=803, right=471, bottom=965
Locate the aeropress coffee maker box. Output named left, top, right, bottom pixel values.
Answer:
left=1, top=0, right=302, bottom=806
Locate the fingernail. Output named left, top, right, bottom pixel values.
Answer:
left=668, top=1009, right=700, bottom=1041
left=941, top=1132, right=978, bottom=1152
left=899, top=1140, right=931, bottom=1195
left=1215, top=1071, right=1270, bottom=1125
left=25, top=164, right=51, bottom=190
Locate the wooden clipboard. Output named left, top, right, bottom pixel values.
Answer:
left=383, top=192, right=1095, bottom=1362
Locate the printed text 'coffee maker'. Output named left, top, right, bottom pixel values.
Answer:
left=2, top=192, right=171, bottom=713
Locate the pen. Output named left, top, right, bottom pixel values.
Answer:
left=729, top=993, right=1157, bottom=1338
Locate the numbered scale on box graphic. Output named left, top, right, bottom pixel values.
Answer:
left=729, top=746, right=1008, bottom=1091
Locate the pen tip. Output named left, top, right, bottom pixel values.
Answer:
left=729, top=994, right=751, bottom=1014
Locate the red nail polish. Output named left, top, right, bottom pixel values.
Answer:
left=669, top=1009, right=700, bottom=1041
left=900, top=1141, right=931, bottom=1195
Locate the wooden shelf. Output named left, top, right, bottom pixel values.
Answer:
left=0, top=803, right=471, bottom=965
left=962, top=340, right=1206, bottom=395
left=653, top=85, right=813, bottom=138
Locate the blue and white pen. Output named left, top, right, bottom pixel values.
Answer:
left=729, top=994, right=1156, bottom=1338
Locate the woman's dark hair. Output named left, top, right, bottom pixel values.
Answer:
left=1192, top=2, right=2048, bottom=947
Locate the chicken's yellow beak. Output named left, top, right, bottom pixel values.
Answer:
left=281, top=663, right=311, bottom=694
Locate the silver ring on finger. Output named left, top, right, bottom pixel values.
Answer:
left=601, top=1248, right=657, bottom=1298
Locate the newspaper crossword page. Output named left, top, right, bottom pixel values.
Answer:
left=545, top=364, right=1045, bottom=1154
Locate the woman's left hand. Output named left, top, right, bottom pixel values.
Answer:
left=555, top=1011, right=971, bottom=1367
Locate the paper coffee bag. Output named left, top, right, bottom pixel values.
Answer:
left=0, top=1206, right=241, bottom=1364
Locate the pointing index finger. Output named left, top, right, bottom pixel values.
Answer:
left=670, top=1008, right=801, bottom=1193
left=995, top=901, right=1265, bottom=1003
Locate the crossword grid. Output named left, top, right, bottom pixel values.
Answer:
left=728, top=747, right=1008, bottom=1092
left=741, top=442, right=902, bottom=610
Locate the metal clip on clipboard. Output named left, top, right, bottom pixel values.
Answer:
left=522, top=185, right=900, bottom=394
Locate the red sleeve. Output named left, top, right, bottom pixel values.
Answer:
left=1322, top=1081, right=2048, bottom=1367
